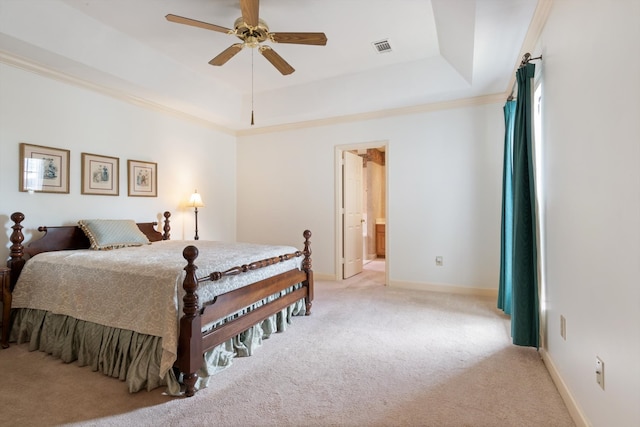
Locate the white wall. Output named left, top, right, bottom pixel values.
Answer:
left=0, top=64, right=238, bottom=261
left=539, top=0, right=640, bottom=426
left=236, top=102, right=504, bottom=291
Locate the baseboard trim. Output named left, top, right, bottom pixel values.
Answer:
left=540, top=349, right=591, bottom=427
left=313, top=275, right=498, bottom=298
left=389, top=280, right=498, bottom=297
left=314, top=273, right=339, bottom=281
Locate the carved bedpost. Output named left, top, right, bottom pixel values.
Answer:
left=302, top=230, right=314, bottom=315
left=177, top=245, right=202, bottom=397
left=162, top=211, right=171, bottom=240
left=7, top=212, right=26, bottom=290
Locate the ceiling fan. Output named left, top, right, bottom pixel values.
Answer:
left=166, top=0, right=328, bottom=76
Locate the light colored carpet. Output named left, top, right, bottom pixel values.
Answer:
left=0, top=262, right=574, bottom=427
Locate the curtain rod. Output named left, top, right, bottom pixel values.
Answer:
left=519, top=52, right=543, bottom=67
left=507, top=53, right=543, bottom=100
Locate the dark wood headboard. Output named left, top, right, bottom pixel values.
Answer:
left=6, top=211, right=171, bottom=289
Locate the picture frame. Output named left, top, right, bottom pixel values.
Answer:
left=127, top=159, right=157, bottom=197
left=81, top=153, right=119, bottom=196
left=19, top=143, right=70, bottom=194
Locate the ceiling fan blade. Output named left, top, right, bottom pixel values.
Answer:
left=240, top=0, right=260, bottom=27
left=209, top=44, right=244, bottom=66
left=270, top=32, right=327, bottom=46
left=259, top=46, right=295, bottom=75
left=165, top=14, right=232, bottom=34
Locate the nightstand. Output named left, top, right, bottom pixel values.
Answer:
left=1, top=267, right=11, bottom=348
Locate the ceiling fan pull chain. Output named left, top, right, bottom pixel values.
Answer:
left=251, top=48, right=255, bottom=126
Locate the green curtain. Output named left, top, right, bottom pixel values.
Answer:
left=498, top=100, right=516, bottom=315
left=499, top=63, right=539, bottom=348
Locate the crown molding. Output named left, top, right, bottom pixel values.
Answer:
left=236, top=93, right=506, bottom=136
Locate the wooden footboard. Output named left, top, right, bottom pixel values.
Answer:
left=176, top=230, right=314, bottom=397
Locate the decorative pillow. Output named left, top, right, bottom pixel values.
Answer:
left=78, top=219, right=150, bottom=250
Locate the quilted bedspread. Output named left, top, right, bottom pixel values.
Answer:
left=11, top=240, right=303, bottom=378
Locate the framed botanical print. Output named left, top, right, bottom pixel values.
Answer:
left=127, top=159, right=157, bottom=197
left=81, top=153, right=119, bottom=196
left=19, top=143, right=70, bottom=194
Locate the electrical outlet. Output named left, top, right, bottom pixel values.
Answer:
left=435, top=256, right=443, bottom=266
left=560, top=315, right=566, bottom=340
left=596, top=357, right=605, bottom=390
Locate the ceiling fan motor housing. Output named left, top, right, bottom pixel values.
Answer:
left=234, top=17, right=269, bottom=47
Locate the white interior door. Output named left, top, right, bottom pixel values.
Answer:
left=343, top=150, right=363, bottom=278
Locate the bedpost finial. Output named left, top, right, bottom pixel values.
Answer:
left=163, top=211, right=171, bottom=240
left=8, top=212, right=26, bottom=288
left=183, top=245, right=199, bottom=263
left=10, top=212, right=25, bottom=224
left=302, top=230, right=312, bottom=272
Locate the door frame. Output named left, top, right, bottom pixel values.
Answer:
left=334, top=140, right=389, bottom=282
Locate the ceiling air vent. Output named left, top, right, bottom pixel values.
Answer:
left=372, top=39, right=392, bottom=53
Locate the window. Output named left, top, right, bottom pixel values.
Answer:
left=533, top=80, right=546, bottom=337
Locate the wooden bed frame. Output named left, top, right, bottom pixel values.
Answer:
left=4, top=211, right=314, bottom=397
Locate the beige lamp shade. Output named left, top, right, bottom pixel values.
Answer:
left=188, top=190, right=204, bottom=208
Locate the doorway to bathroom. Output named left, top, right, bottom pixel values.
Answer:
left=335, top=142, right=387, bottom=281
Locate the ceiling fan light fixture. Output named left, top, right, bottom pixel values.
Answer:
left=245, top=37, right=260, bottom=48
